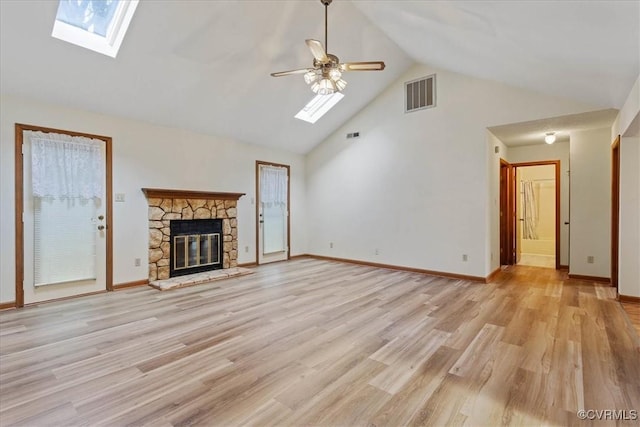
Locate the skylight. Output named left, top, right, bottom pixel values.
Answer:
left=295, top=93, right=344, bottom=124
left=52, top=0, right=139, bottom=58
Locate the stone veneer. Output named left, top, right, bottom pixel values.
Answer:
left=142, top=189, right=244, bottom=281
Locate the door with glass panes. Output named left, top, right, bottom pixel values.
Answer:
left=21, top=127, right=109, bottom=304
left=257, top=162, right=289, bottom=264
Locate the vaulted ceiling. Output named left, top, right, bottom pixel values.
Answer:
left=1, top=1, right=638, bottom=154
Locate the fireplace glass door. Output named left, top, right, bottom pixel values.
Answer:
left=169, top=219, right=223, bottom=277
left=174, top=233, right=220, bottom=271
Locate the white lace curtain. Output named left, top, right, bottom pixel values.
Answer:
left=28, top=131, right=104, bottom=199
left=260, top=165, right=287, bottom=207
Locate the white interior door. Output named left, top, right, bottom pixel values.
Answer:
left=22, top=130, right=107, bottom=304
left=257, top=163, right=289, bottom=264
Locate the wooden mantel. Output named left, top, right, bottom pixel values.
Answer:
left=142, top=188, right=245, bottom=201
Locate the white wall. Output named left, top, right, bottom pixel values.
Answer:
left=613, top=75, right=640, bottom=139
left=0, top=94, right=307, bottom=303
left=306, top=63, right=596, bottom=278
left=619, top=137, right=639, bottom=297
left=506, top=141, right=570, bottom=266
left=569, top=127, right=612, bottom=278
left=613, top=73, right=640, bottom=298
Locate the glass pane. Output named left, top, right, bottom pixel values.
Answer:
left=34, top=196, right=97, bottom=285
left=175, top=236, right=186, bottom=269
left=263, top=204, right=286, bottom=254
left=211, top=234, right=220, bottom=264
left=199, top=235, right=209, bottom=265
left=56, top=0, right=121, bottom=37
left=188, top=236, right=198, bottom=267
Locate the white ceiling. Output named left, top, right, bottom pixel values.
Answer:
left=488, top=108, right=619, bottom=147
left=1, top=1, right=638, bottom=154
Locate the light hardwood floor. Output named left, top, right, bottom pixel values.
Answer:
left=622, top=302, right=640, bottom=337
left=1, top=259, right=638, bottom=426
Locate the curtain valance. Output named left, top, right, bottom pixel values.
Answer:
left=28, top=131, right=104, bottom=199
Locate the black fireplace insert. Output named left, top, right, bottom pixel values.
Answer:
left=169, top=219, right=223, bottom=278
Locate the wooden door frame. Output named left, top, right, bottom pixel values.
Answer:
left=509, top=160, right=561, bottom=270
left=255, top=161, right=291, bottom=265
left=14, top=123, right=113, bottom=308
left=611, top=135, right=620, bottom=292
left=499, top=159, right=514, bottom=265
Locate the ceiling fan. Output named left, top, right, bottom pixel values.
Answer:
left=270, top=0, right=386, bottom=95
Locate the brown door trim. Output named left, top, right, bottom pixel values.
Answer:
left=510, top=160, right=562, bottom=270
left=611, top=135, right=620, bottom=291
left=14, top=123, right=113, bottom=308
left=255, top=161, right=291, bottom=265
left=499, top=158, right=514, bottom=265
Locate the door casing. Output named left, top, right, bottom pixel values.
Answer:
left=14, top=123, right=113, bottom=307
left=500, top=159, right=561, bottom=269
left=611, top=135, right=620, bottom=292
left=499, top=159, right=514, bottom=265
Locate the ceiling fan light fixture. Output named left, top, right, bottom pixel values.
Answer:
left=335, top=78, right=347, bottom=91
left=545, top=132, right=556, bottom=144
left=304, top=70, right=319, bottom=85
left=314, top=78, right=337, bottom=95
left=329, top=68, right=342, bottom=81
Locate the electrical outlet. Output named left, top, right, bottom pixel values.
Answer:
left=587, top=256, right=594, bottom=264
left=115, top=193, right=125, bottom=202
left=330, top=242, right=334, bottom=249
left=245, top=246, right=249, bottom=253
left=375, top=248, right=379, bottom=255
left=462, top=254, right=468, bottom=262
left=134, top=258, right=141, bottom=267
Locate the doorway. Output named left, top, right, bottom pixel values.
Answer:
left=500, top=160, right=561, bottom=269
left=255, top=161, right=290, bottom=264
left=15, top=124, right=113, bottom=307
left=515, top=164, right=558, bottom=268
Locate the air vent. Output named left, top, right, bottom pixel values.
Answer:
left=346, top=132, right=360, bottom=139
left=405, top=74, right=435, bottom=113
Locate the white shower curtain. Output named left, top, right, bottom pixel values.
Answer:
left=522, top=181, right=539, bottom=240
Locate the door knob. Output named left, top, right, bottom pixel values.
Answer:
left=97, top=225, right=105, bottom=231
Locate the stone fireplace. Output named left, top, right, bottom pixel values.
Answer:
left=142, top=188, right=245, bottom=281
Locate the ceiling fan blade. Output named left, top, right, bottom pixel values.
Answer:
left=306, top=39, right=329, bottom=63
left=341, top=61, right=386, bottom=71
left=271, top=68, right=314, bottom=77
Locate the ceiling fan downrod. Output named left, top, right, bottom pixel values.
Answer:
left=322, top=0, right=332, bottom=53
